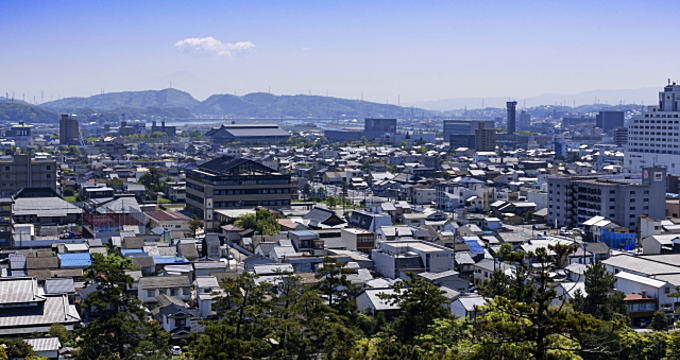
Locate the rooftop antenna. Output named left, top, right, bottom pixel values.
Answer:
left=40, top=90, right=44, bottom=102
left=397, top=94, right=400, bottom=105
left=361, top=92, right=364, bottom=101
left=268, top=85, right=271, bottom=94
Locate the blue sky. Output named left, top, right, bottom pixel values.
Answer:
left=1, top=0, right=678, bottom=103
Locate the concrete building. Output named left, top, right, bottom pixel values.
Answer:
left=150, top=121, right=176, bottom=138
left=59, top=114, right=80, bottom=146
left=443, top=119, right=496, bottom=150
left=626, top=83, right=680, bottom=175
left=186, top=156, right=293, bottom=229
left=0, top=198, right=12, bottom=246
left=596, top=110, right=624, bottom=132
left=7, top=123, right=33, bottom=147
left=614, top=127, right=628, bottom=146
left=506, top=101, right=517, bottom=135
left=371, top=240, right=454, bottom=279
left=518, top=110, right=531, bottom=130
left=0, top=154, right=57, bottom=196
left=547, top=167, right=667, bottom=231
left=364, top=118, right=397, bottom=140
left=205, top=123, right=290, bottom=144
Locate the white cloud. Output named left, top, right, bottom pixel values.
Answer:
left=174, top=36, right=255, bottom=57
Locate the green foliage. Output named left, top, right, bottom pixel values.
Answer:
left=234, top=209, right=280, bottom=235
left=380, top=273, right=451, bottom=343
left=49, top=323, right=73, bottom=347
left=77, top=253, right=169, bottom=359
left=0, top=338, right=36, bottom=358
left=139, top=167, right=166, bottom=198
left=572, top=261, right=627, bottom=321
left=651, top=311, right=670, bottom=331
left=105, top=177, right=125, bottom=190
left=189, top=217, right=203, bottom=237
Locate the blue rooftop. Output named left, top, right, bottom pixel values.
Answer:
left=121, top=248, right=145, bottom=256
left=464, top=240, right=485, bottom=255
left=58, top=253, right=92, bottom=268
left=289, top=230, right=318, bottom=238
left=153, top=256, right=189, bottom=265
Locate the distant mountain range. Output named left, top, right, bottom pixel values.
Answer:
left=0, top=98, right=59, bottom=123
left=40, top=88, right=428, bottom=119
left=0, top=86, right=661, bottom=124
left=408, top=87, right=660, bottom=110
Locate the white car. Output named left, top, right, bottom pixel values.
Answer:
left=170, top=346, right=182, bottom=356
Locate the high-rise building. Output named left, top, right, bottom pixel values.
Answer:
left=364, top=118, right=397, bottom=139
left=547, top=166, right=666, bottom=231
left=0, top=154, right=57, bottom=196
left=614, top=127, right=628, bottom=147
left=59, top=114, right=80, bottom=146
left=626, top=83, right=680, bottom=174
left=474, top=127, right=497, bottom=151
left=596, top=111, right=624, bottom=132
left=518, top=110, right=531, bottom=130
left=186, top=156, right=294, bottom=229
left=506, top=101, right=517, bottom=134
left=443, top=119, right=496, bottom=150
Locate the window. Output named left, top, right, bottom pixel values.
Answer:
left=175, top=318, right=186, bottom=328
left=170, top=288, right=178, bottom=296
left=147, top=289, right=155, bottom=298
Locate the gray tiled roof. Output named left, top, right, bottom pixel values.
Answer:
left=44, top=278, right=75, bottom=294
left=139, top=275, right=191, bottom=289
left=0, top=295, right=80, bottom=333
left=13, top=197, right=83, bottom=217
left=0, top=278, right=43, bottom=305
left=24, top=337, right=61, bottom=352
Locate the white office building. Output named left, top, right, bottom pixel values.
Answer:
left=626, top=82, right=680, bottom=175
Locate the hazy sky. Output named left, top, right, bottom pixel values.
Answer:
left=1, top=0, right=679, bottom=104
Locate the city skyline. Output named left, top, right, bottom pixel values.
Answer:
left=2, top=0, right=680, bottom=104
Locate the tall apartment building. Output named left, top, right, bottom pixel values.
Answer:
left=443, top=119, right=496, bottom=149
left=626, top=83, right=680, bottom=175
left=0, top=154, right=57, bottom=196
left=186, top=156, right=294, bottom=229
left=59, top=114, right=80, bottom=146
left=0, top=198, right=12, bottom=246
left=506, top=101, right=517, bottom=134
left=596, top=110, right=624, bottom=132
left=547, top=167, right=666, bottom=231
left=518, top=110, right=531, bottom=130
left=614, top=127, right=628, bottom=147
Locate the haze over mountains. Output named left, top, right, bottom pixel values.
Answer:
left=0, top=86, right=657, bottom=124
left=407, top=87, right=660, bottom=110
left=40, top=88, right=427, bottom=119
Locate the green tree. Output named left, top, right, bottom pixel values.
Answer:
left=380, top=273, right=451, bottom=344
left=650, top=311, right=670, bottom=331
left=572, top=261, right=627, bottom=321
left=315, top=257, right=356, bottom=315
left=0, top=338, right=36, bottom=359
left=234, top=209, right=280, bottom=236
left=49, top=323, right=73, bottom=347
left=77, top=253, right=169, bottom=359
left=477, top=245, right=606, bottom=360
left=302, top=182, right=312, bottom=200
left=189, top=217, right=203, bottom=237
left=189, top=274, right=273, bottom=359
